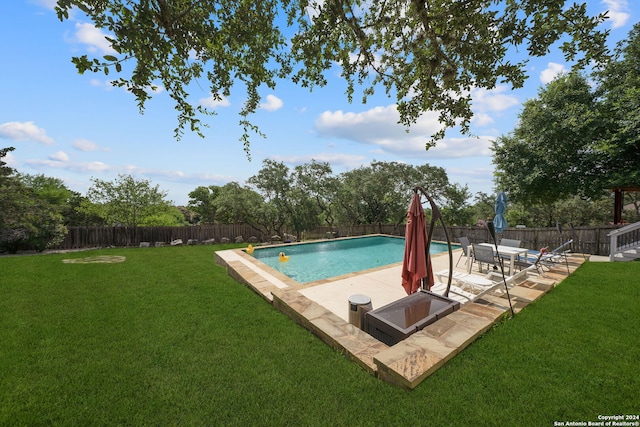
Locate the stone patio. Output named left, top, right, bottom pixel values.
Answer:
left=215, top=242, right=585, bottom=389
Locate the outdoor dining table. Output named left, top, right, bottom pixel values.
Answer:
left=476, top=243, right=529, bottom=275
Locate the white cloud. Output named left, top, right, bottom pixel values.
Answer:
left=314, top=104, right=492, bottom=158
left=199, top=95, right=231, bottom=109
left=129, top=168, right=237, bottom=185
left=471, top=86, right=520, bottom=113
left=259, top=94, right=284, bottom=112
left=540, top=62, right=567, bottom=84
left=271, top=153, right=368, bottom=170
left=83, top=161, right=112, bottom=172
left=601, top=0, right=630, bottom=29
left=25, top=158, right=112, bottom=173
left=445, top=164, right=496, bottom=195
left=73, top=138, right=108, bottom=152
left=0, top=121, right=54, bottom=144
left=447, top=165, right=495, bottom=179
left=49, top=151, right=69, bottom=162
left=103, top=163, right=187, bottom=181
left=74, top=22, right=116, bottom=54
left=316, top=105, right=439, bottom=144
left=305, top=0, right=324, bottom=21
left=472, top=113, right=495, bottom=127
left=422, top=136, right=494, bottom=158
left=147, top=85, right=164, bottom=94
left=89, top=79, right=116, bottom=91
left=90, top=78, right=163, bottom=95
left=29, top=0, right=57, bottom=9
left=190, top=172, right=235, bottom=184
left=469, top=86, right=520, bottom=128
left=2, top=151, right=17, bottom=167
left=22, top=156, right=202, bottom=184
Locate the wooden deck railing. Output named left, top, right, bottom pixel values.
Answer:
left=608, top=221, right=640, bottom=261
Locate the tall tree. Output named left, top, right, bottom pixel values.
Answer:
left=81, top=174, right=173, bottom=228
left=494, top=24, right=640, bottom=215
left=215, top=181, right=291, bottom=239
left=595, top=22, right=640, bottom=189
left=0, top=147, right=18, bottom=231
left=188, top=185, right=221, bottom=224
left=440, top=183, right=473, bottom=226
left=334, top=171, right=366, bottom=227
left=472, top=192, right=496, bottom=226
left=414, top=164, right=451, bottom=202
left=247, top=159, right=291, bottom=236
left=214, top=182, right=263, bottom=225
left=0, top=156, right=69, bottom=252
left=17, top=174, right=72, bottom=250
left=65, top=193, right=108, bottom=226
left=293, top=161, right=339, bottom=230
left=337, top=161, right=419, bottom=229
left=54, top=0, right=610, bottom=150
left=247, top=159, right=321, bottom=237
left=140, top=206, right=188, bottom=226
left=492, top=72, right=606, bottom=205
left=285, top=186, right=321, bottom=239
left=17, top=174, right=74, bottom=208
left=0, top=147, right=29, bottom=252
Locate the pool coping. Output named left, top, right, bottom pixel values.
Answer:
left=214, top=237, right=585, bottom=389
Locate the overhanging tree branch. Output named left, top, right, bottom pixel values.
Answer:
left=55, top=0, right=611, bottom=153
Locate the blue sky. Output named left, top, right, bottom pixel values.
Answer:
left=0, top=0, right=635, bottom=206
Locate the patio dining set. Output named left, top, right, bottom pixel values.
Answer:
left=455, top=236, right=573, bottom=277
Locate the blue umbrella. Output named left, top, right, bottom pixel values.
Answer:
left=493, top=192, right=508, bottom=233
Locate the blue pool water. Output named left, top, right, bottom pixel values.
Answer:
left=249, top=235, right=454, bottom=284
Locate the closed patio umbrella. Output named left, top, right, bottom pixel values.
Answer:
left=493, top=191, right=508, bottom=233
left=402, top=193, right=434, bottom=294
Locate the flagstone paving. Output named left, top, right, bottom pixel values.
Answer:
left=215, top=244, right=585, bottom=389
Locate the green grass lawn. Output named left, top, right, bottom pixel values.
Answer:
left=1, top=246, right=638, bottom=426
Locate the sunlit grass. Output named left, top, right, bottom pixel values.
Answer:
left=1, top=247, right=638, bottom=425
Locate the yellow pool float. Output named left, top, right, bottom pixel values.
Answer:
left=246, top=244, right=254, bottom=254
left=279, top=252, right=290, bottom=262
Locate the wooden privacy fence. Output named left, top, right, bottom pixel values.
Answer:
left=312, top=224, right=618, bottom=255
left=444, top=225, right=618, bottom=257
left=57, top=224, right=267, bottom=249
left=55, top=224, right=620, bottom=256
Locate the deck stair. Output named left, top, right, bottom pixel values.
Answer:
left=608, top=221, right=640, bottom=261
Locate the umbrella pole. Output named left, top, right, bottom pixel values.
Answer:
left=487, top=221, right=515, bottom=316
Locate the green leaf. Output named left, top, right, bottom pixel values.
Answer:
left=55, top=0, right=612, bottom=155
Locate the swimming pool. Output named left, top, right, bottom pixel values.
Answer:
left=249, top=235, right=454, bottom=284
